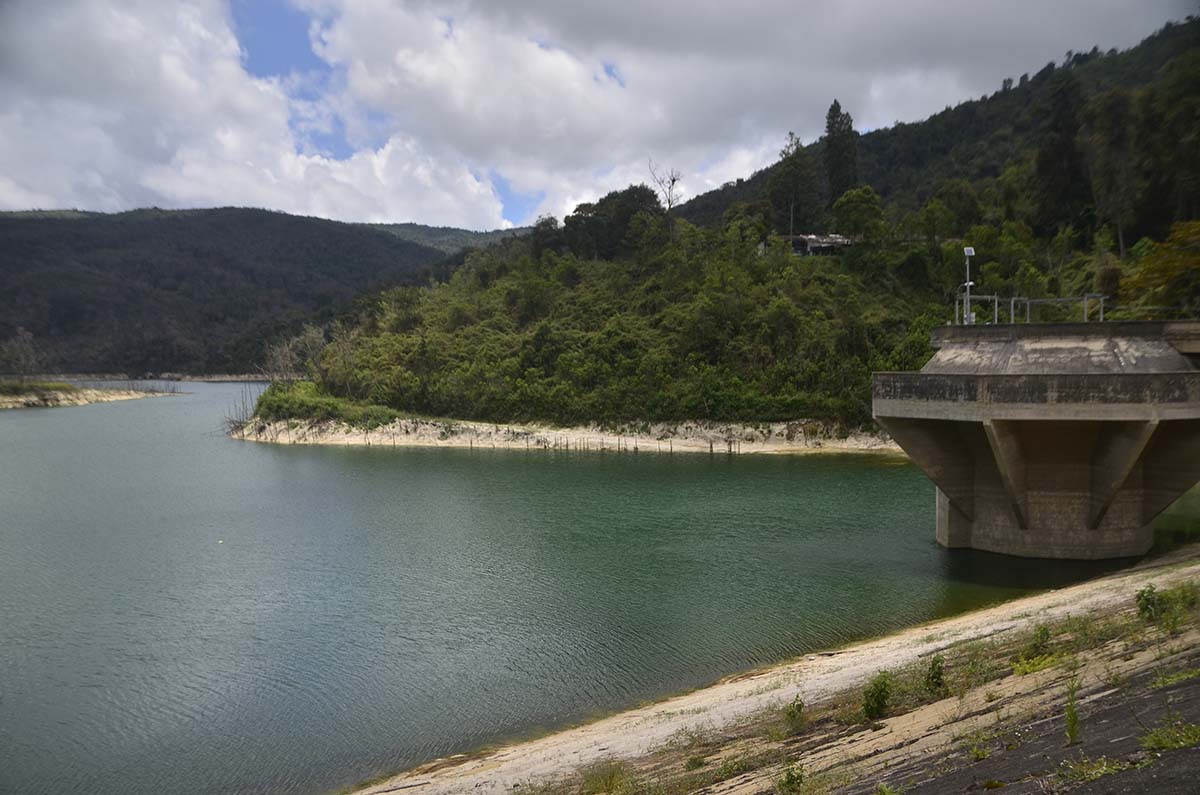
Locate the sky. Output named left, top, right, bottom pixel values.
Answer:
left=0, top=1, right=1192, bottom=230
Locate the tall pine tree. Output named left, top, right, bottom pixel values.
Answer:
left=824, top=100, right=859, bottom=207
left=1032, top=71, right=1091, bottom=236
left=767, top=132, right=820, bottom=235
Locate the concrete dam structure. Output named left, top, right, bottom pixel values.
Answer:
left=873, top=321, right=1200, bottom=559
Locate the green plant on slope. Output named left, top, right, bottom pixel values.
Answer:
left=863, top=671, right=894, bottom=721
left=924, top=654, right=947, bottom=697
left=1141, top=714, right=1200, bottom=751
left=775, top=765, right=805, bottom=794
left=1064, top=678, right=1081, bottom=746
left=783, top=696, right=807, bottom=735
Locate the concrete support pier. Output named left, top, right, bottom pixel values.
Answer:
left=873, top=322, right=1200, bottom=559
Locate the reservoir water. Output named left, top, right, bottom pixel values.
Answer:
left=1, top=383, right=1138, bottom=794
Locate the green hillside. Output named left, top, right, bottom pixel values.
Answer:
left=0, top=208, right=452, bottom=373
left=252, top=20, right=1200, bottom=430
left=365, top=222, right=530, bottom=254
left=679, top=17, right=1200, bottom=237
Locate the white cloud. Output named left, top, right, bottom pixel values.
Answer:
left=0, top=0, right=507, bottom=228
left=0, top=0, right=1192, bottom=228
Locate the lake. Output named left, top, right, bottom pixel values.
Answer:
left=0, top=383, right=1135, bottom=794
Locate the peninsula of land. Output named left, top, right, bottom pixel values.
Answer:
left=0, top=382, right=168, bottom=410
left=232, top=417, right=899, bottom=456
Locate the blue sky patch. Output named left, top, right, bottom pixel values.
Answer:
left=231, top=0, right=327, bottom=78
left=602, top=62, right=625, bottom=88
left=231, top=0, right=361, bottom=160
left=490, top=171, right=545, bottom=226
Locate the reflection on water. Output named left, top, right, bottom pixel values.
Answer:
left=1, top=383, right=1193, bottom=795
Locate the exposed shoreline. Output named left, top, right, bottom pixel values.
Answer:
left=353, top=546, right=1200, bottom=795
left=231, top=417, right=900, bottom=456
left=28, top=372, right=263, bottom=383
left=0, top=387, right=168, bottom=410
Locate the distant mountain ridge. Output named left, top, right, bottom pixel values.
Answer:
left=366, top=222, right=530, bottom=254
left=0, top=207, right=496, bottom=373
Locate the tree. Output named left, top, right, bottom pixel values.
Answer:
left=0, top=328, right=41, bottom=381
left=934, top=179, right=982, bottom=235
left=1155, top=50, right=1200, bottom=222
left=833, top=186, right=883, bottom=239
left=1079, top=87, right=1141, bottom=257
left=649, top=159, right=682, bottom=241
left=1032, top=71, right=1090, bottom=235
left=261, top=324, right=327, bottom=384
left=918, top=199, right=955, bottom=245
left=1125, top=221, right=1200, bottom=314
left=767, top=132, right=820, bottom=236
left=824, top=100, right=859, bottom=206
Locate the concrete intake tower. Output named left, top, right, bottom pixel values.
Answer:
left=873, top=322, right=1200, bottom=559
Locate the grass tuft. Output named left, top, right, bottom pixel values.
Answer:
left=1058, top=755, right=1132, bottom=783
left=1151, top=667, right=1200, bottom=689
left=1141, top=716, right=1200, bottom=751
left=580, top=759, right=634, bottom=794
left=1064, top=678, right=1081, bottom=745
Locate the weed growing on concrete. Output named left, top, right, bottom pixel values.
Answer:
left=783, top=696, right=806, bottom=735
left=924, top=654, right=947, bottom=697
left=1135, top=582, right=1198, bottom=634
left=1057, top=755, right=1133, bottom=783
left=711, top=754, right=752, bottom=781
left=1141, top=714, right=1200, bottom=751
left=1023, top=624, right=1052, bottom=659
left=960, top=729, right=994, bottom=762
left=775, top=765, right=805, bottom=794
left=580, top=760, right=634, bottom=794
left=1151, top=667, right=1200, bottom=689
left=1013, top=653, right=1061, bottom=676
left=948, top=639, right=1005, bottom=695
left=1064, top=678, right=1081, bottom=745
left=863, top=671, right=894, bottom=721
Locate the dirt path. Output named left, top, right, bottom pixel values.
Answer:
left=353, top=547, right=1200, bottom=795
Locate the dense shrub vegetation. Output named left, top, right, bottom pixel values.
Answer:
left=277, top=202, right=944, bottom=427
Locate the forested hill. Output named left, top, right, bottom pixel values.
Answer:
left=251, top=17, right=1199, bottom=431
left=366, top=222, right=530, bottom=254
left=678, top=17, right=1200, bottom=229
left=0, top=208, right=456, bottom=373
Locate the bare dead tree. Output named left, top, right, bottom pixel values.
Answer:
left=648, top=158, right=682, bottom=241
left=259, top=323, right=327, bottom=385
left=0, top=328, right=41, bottom=383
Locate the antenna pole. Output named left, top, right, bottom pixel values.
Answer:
left=964, top=253, right=972, bottom=324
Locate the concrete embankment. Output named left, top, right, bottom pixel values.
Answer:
left=352, top=546, right=1200, bottom=795
left=232, top=417, right=899, bottom=456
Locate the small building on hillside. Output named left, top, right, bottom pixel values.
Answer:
left=779, top=233, right=854, bottom=256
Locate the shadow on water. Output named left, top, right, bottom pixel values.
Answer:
left=938, top=483, right=1200, bottom=597
left=940, top=546, right=1133, bottom=591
